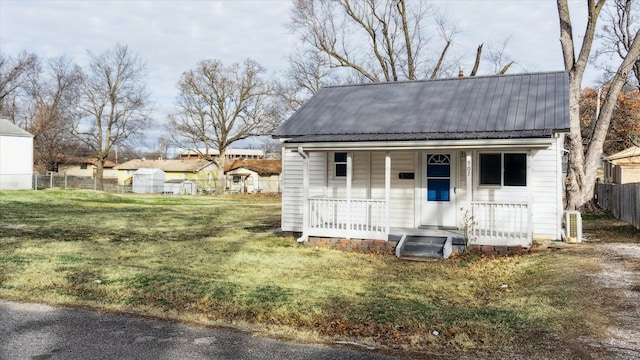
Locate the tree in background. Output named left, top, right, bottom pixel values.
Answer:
left=557, top=0, right=640, bottom=210
left=23, top=56, right=83, bottom=173
left=580, top=86, right=640, bottom=155
left=594, top=0, right=640, bottom=87
left=167, top=59, right=279, bottom=193
left=71, top=44, right=152, bottom=190
left=0, top=51, right=38, bottom=122
left=282, top=0, right=513, bottom=113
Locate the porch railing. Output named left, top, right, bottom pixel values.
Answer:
left=471, top=201, right=530, bottom=244
left=308, top=197, right=388, bottom=240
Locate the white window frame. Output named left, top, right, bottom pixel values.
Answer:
left=478, top=152, right=527, bottom=187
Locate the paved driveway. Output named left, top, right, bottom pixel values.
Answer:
left=0, top=300, right=407, bottom=360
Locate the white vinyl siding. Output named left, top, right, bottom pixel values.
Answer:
left=371, top=151, right=415, bottom=228
left=0, top=134, right=33, bottom=190
left=281, top=150, right=326, bottom=232
left=530, top=137, right=563, bottom=240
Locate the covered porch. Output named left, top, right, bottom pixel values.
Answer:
left=296, top=145, right=536, bottom=249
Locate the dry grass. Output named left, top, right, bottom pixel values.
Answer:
left=1, top=189, right=636, bottom=358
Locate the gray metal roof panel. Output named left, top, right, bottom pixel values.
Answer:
left=273, top=71, right=569, bottom=140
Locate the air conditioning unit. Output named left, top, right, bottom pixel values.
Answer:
left=563, top=210, right=582, bottom=243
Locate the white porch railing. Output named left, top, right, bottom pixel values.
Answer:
left=471, top=201, right=531, bottom=244
left=308, top=197, right=388, bottom=240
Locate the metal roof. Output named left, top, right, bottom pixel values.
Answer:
left=273, top=71, right=570, bottom=142
left=0, top=118, right=33, bottom=137
left=114, top=159, right=213, bottom=172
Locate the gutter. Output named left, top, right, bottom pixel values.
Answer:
left=297, top=146, right=309, bottom=243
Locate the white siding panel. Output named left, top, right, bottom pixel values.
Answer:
left=281, top=150, right=304, bottom=232
left=371, top=151, right=416, bottom=228
left=309, top=152, right=327, bottom=198
left=0, top=135, right=33, bottom=190
left=530, top=139, right=562, bottom=240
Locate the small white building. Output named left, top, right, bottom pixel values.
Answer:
left=225, top=159, right=281, bottom=193
left=273, top=72, right=570, bottom=257
left=132, top=168, right=166, bottom=193
left=0, top=118, right=34, bottom=190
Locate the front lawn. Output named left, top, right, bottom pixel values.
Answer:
left=0, top=189, right=618, bottom=357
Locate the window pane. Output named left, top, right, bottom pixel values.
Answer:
left=334, top=152, right=347, bottom=163
left=427, top=179, right=450, bottom=201
left=427, top=164, right=450, bottom=177
left=504, top=153, right=526, bottom=186
left=480, top=154, right=501, bottom=185
left=335, top=163, right=347, bottom=177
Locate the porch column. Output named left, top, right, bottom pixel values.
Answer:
left=527, top=150, right=533, bottom=243
left=385, top=152, right=391, bottom=236
left=299, top=147, right=309, bottom=241
left=466, top=152, right=472, bottom=206
left=346, top=152, right=352, bottom=239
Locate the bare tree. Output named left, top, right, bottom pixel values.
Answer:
left=167, top=59, right=279, bottom=193
left=72, top=44, right=153, bottom=190
left=594, top=0, right=640, bottom=87
left=557, top=0, right=640, bottom=210
left=24, top=56, right=83, bottom=173
left=289, top=0, right=439, bottom=82
left=286, top=0, right=510, bottom=108
left=0, top=51, right=38, bottom=122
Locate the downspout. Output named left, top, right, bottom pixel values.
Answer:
left=297, top=146, right=309, bottom=243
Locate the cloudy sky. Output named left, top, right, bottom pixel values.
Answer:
left=1, top=0, right=603, bottom=149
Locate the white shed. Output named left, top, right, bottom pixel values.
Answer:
left=163, top=179, right=197, bottom=195
left=132, top=168, right=165, bottom=193
left=0, top=118, right=34, bottom=190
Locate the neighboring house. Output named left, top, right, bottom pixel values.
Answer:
left=114, top=159, right=216, bottom=188
left=57, top=156, right=118, bottom=179
left=273, top=71, right=570, bottom=256
left=132, top=168, right=166, bottom=193
left=178, top=148, right=265, bottom=160
left=224, top=159, right=282, bottom=193
left=604, top=146, right=640, bottom=184
left=0, top=118, right=33, bottom=190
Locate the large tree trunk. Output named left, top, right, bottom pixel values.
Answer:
left=558, top=0, right=640, bottom=210
left=95, top=160, right=104, bottom=191
left=216, top=149, right=227, bottom=194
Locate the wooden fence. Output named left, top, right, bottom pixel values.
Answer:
left=595, top=182, right=640, bottom=229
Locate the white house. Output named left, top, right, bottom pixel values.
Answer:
left=0, top=118, right=34, bottom=190
left=224, top=159, right=281, bottom=193
left=272, top=72, right=569, bottom=258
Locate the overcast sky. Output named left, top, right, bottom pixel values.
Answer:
left=1, top=0, right=603, bottom=150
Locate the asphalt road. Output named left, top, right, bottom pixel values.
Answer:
left=0, top=300, right=408, bottom=360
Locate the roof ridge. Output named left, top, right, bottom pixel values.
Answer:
left=321, top=70, right=568, bottom=90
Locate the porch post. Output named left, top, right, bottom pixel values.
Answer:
left=466, top=152, right=473, bottom=241
left=527, top=150, right=533, bottom=244
left=346, top=152, right=352, bottom=239
left=385, top=152, right=391, bottom=236
left=298, top=147, right=309, bottom=242
left=466, top=152, right=472, bottom=206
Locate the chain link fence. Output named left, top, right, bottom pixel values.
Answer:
left=32, top=174, right=281, bottom=195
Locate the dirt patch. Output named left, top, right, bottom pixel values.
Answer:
left=576, top=217, right=640, bottom=359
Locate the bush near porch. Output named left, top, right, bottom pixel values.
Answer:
left=0, top=189, right=633, bottom=358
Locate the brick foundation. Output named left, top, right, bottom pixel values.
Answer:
left=303, top=237, right=398, bottom=255
left=467, top=244, right=527, bottom=255
left=305, top=237, right=535, bottom=256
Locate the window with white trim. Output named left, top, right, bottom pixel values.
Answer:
left=479, top=153, right=526, bottom=186
left=334, top=152, right=347, bottom=178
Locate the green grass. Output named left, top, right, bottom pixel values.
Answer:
left=0, top=189, right=626, bottom=357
